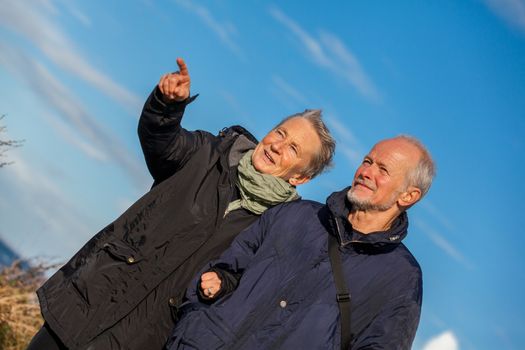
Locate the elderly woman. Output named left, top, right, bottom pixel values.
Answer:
left=28, top=58, right=336, bottom=350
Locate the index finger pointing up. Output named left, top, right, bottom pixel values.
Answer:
left=176, top=57, right=189, bottom=76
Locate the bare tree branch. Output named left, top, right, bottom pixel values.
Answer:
left=0, top=114, right=24, bottom=168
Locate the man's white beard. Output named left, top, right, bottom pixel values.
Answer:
left=346, top=188, right=398, bottom=212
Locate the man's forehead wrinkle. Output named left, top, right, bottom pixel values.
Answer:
left=367, top=145, right=413, bottom=172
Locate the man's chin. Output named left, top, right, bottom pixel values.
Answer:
left=349, top=199, right=395, bottom=212
left=347, top=190, right=392, bottom=211
left=347, top=189, right=367, bottom=203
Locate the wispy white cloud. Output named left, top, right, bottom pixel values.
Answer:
left=0, top=152, right=94, bottom=259
left=0, top=0, right=141, bottom=110
left=325, top=115, right=360, bottom=145
left=217, top=90, right=257, bottom=131
left=0, top=42, right=149, bottom=188
left=268, top=6, right=380, bottom=102
left=420, top=200, right=456, bottom=232
left=422, top=331, right=459, bottom=350
left=413, top=218, right=475, bottom=270
left=59, top=0, right=92, bottom=27
left=218, top=90, right=245, bottom=119
left=484, top=0, right=525, bottom=34
left=416, top=199, right=477, bottom=271
left=318, top=31, right=380, bottom=101
left=339, top=145, right=363, bottom=169
left=42, top=110, right=109, bottom=162
left=174, top=0, right=245, bottom=60
left=324, top=114, right=365, bottom=169
left=269, top=6, right=331, bottom=66
left=272, top=75, right=309, bottom=106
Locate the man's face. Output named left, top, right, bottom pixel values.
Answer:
left=347, top=139, right=420, bottom=211
left=251, top=117, right=321, bottom=185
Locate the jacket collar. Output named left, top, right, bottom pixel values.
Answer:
left=216, top=125, right=259, bottom=167
left=326, top=187, right=409, bottom=248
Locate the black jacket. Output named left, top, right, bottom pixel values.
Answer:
left=37, top=88, right=260, bottom=349
left=168, top=188, right=422, bottom=349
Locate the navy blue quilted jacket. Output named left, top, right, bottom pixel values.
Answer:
left=168, top=187, right=422, bottom=350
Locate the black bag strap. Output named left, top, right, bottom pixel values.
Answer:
left=328, top=233, right=352, bottom=350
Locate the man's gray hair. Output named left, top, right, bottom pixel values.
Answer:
left=395, top=135, right=436, bottom=198
left=276, top=109, right=336, bottom=179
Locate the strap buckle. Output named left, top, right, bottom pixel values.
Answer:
left=336, top=293, right=351, bottom=303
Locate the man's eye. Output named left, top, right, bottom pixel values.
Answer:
left=290, top=145, right=298, bottom=155
left=363, top=159, right=371, bottom=165
left=380, top=167, right=389, bottom=174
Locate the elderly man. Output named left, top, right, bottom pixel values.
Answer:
left=29, top=58, right=335, bottom=350
left=167, top=135, right=435, bottom=350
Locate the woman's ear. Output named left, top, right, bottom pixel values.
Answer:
left=288, top=175, right=310, bottom=186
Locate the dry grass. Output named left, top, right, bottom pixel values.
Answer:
left=0, top=261, right=52, bottom=350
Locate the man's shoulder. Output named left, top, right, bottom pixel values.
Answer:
left=389, top=243, right=422, bottom=277
left=265, top=199, right=324, bottom=219
left=261, top=200, right=327, bottom=241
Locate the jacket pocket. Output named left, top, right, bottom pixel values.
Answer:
left=71, top=238, right=145, bottom=307
left=102, top=239, right=144, bottom=264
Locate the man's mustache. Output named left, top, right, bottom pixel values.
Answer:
left=353, top=177, right=376, bottom=191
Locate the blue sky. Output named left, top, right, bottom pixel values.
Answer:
left=1, top=1, right=524, bottom=349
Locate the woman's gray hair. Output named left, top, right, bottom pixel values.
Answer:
left=395, top=135, right=436, bottom=198
left=276, top=109, right=336, bottom=179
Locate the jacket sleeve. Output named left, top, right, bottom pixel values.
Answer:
left=352, top=283, right=422, bottom=350
left=138, top=86, right=214, bottom=184
left=186, top=206, right=278, bottom=303
left=196, top=267, right=241, bottom=302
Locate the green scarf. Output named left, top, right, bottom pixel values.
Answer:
left=225, top=150, right=299, bottom=216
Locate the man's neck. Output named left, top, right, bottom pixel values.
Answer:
left=347, top=207, right=401, bottom=234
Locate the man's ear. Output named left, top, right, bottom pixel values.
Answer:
left=288, top=175, right=311, bottom=186
left=397, top=186, right=422, bottom=207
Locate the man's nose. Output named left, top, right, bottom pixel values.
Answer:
left=359, top=165, right=373, bottom=179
